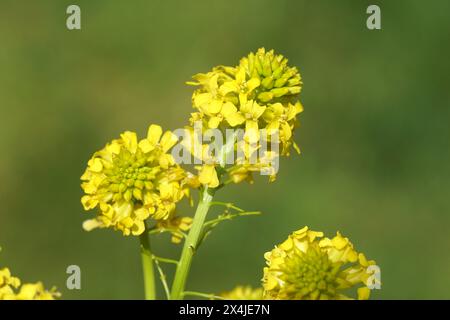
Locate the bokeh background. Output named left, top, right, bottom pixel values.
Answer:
left=1, top=0, right=449, bottom=299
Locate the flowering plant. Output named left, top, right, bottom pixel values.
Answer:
left=76, top=48, right=379, bottom=300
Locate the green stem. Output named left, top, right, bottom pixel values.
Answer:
left=153, top=258, right=171, bottom=299
left=170, top=186, right=216, bottom=299
left=183, top=291, right=225, bottom=300
left=139, top=231, right=156, bottom=300
left=153, top=255, right=179, bottom=265
left=203, top=211, right=261, bottom=228
left=210, top=201, right=244, bottom=212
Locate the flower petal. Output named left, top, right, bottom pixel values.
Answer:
left=147, top=124, right=163, bottom=145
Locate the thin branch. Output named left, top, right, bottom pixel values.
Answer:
left=183, top=291, right=225, bottom=300
left=148, top=228, right=187, bottom=239
left=209, top=201, right=244, bottom=212
left=153, top=255, right=179, bottom=265
left=153, top=258, right=171, bottom=300
left=204, top=211, right=261, bottom=228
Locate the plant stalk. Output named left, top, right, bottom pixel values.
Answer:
left=170, top=186, right=215, bottom=299
left=140, top=231, right=156, bottom=300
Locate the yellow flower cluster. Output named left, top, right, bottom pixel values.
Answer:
left=220, top=285, right=263, bottom=300
left=155, top=216, right=193, bottom=244
left=0, top=268, right=59, bottom=300
left=187, top=48, right=304, bottom=186
left=263, top=227, right=377, bottom=300
left=81, top=124, right=196, bottom=237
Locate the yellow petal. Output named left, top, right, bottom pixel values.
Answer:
left=225, top=111, right=245, bottom=127
left=264, top=274, right=279, bottom=291
left=208, top=73, right=219, bottom=92
left=357, top=287, right=371, bottom=300
left=17, top=283, right=39, bottom=299
left=81, top=195, right=98, bottom=210
left=114, top=202, right=133, bottom=221
left=279, top=238, right=294, bottom=251
left=266, top=121, right=280, bottom=135
left=120, top=131, right=138, bottom=153
left=251, top=101, right=266, bottom=119
left=208, top=116, right=222, bottom=129
left=246, top=77, right=260, bottom=92
left=159, top=183, right=174, bottom=200
left=245, top=120, right=259, bottom=142
left=240, top=99, right=252, bottom=114
left=193, top=92, right=212, bottom=108
left=107, top=141, right=121, bottom=155
left=235, top=67, right=246, bottom=84
left=205, top=99, right=222, bottom=114
left=159, top=154, right=174, bottom=169
left=331, top=233, right=349, bottom=250
left=281, top=122, right=292, bottom=140
left=221, top=102, right=237, bottom=118
left=239, top=93, right=248, bottom=107
left=295, top=101, right=304, bottom=114
left=82, top=219, right=103, bottom=231
left=131, top=220, right=145, bottom=236
left=147, top=124, right=163, bottom=145
left=89, top=158, right=103, bottom=172
left=198, top=165, right=219, bottom=187
left=287, top=102, right=301, bottom=120
left=272, top=103, right=284, bottom=117
left=138, top=139, right=155, bottom=153
left=219, top=81, right=239, bottom=96
left=160, top=131, right=178, bottom=152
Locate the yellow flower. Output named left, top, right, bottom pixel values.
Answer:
left=0, top=268, right=20, bottom=299
left=229, top=150, right=279, bottom=184
left=264, top=102, right=303, bottom=141
left=155, top=216, right=193, bottom=244
left=81, top=124, right=192, bottom=236
left=263, top=226, right=377, bottom=300
left=0, top=267, right=59, bottom=300
left=186, top=48, right=304, bottom=187
left=220, top=286, right=263, bottom=300
left=217, top=98, right=266, bottom=143
left=14, top=282, right=60, bottom=300
left=218, top=67, right=260, bottom=106
left=190, top=70, right=240, bottom=129
left=198, top=164, right=220, bottom=188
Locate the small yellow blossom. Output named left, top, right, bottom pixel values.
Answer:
left=263, top=226, right=378, bottom=300
left=0, top=268, right=20, bottom=299
left=155, top=216, right=193, bottom=244
left=0, top=267, right=59, bottom=300
left=220, top=286, right=263, bottom=300
left=81, top=124, right=193, bottom=236
left=229, top=150, right=279, bottom=184
left=263, top=101, right=303, bottom=146
left=198, top=164, right=220, bottom=188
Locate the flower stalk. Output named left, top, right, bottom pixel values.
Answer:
left=139, top=231, right=156, bottom=300
left=170, top=186, right=216, bottom=299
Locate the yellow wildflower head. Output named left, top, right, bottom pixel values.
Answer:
left=0, top=267, right=20, bottom=299
left=0, top=267, right=59, bottom=300
left=81, top=124, right=192, bottom=236
left=220, top=285, right=263, bottom=300
left=263, top=226, right=377, bottom=300
left=186, top=48, right=304, bottom=188
left=13, top=282, right=60, bottom=300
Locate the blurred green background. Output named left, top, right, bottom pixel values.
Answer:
left=1, top=0, right=449, bottom=299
